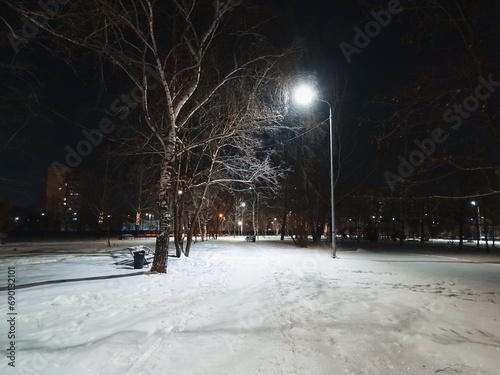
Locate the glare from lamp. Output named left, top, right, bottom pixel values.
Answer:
left=294, top=85, right=316, bottom=106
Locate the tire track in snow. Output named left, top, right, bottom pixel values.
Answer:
left=124, top=334, right=165, bottom=375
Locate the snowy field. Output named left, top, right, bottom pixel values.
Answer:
left=1, top=237, right=499, bottom=375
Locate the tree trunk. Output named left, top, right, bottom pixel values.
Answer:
left=484, top=217, right=489, bottom=252
left=185, top=233, right=194, bottom=257
left=281, top=187, right=287, bottom=240
left=173, top=190, right=183, bottom=258
left=420, top=218, right=425, bottom=244
left=458, top=216, right=464, bottom=249
left=492, top=225, right=495, bottom=248
left=399, top=222, right=405, bottom=246
left=151, top=159, right=172, bottom=273
left=185, top=201, right=206, bottom=257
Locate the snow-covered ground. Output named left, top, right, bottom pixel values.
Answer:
left=1, top=237, right=499, bottom=374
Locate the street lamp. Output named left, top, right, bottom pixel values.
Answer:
left=471, top=201, right=480, bottom=247
left=107, top=214, right=111, bottom=247
left=294, top=84, right=336, bottom=258
left=216, top=213, right=224, bottom=238
left=240, top=202, right=246, bottom=236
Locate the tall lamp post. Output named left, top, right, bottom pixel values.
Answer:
left=240, top=202, right=246, bottom=235
left=216, top=213, right=224, bottom=239
left=294, top=84, right=336, bottom=258
left=471, top=201, right=480, bottom=247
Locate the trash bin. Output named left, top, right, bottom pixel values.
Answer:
left=133, top=250, right=145, bottom=269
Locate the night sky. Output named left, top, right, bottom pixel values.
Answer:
left=0, top=0, right=411, bottom=208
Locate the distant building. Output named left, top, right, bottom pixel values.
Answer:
left=44, top=166, right=85, bottom=231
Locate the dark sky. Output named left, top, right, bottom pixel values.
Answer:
left=0, top=53, right=100, bottom=208
left=0, top=0, right=411, bottom=209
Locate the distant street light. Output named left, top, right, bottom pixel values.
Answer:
left=294, top=84, right=336, bottom=258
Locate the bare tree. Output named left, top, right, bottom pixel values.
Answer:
left=370, top=0, right=500, bottom=199
left=2, top=0, right=300, bottom=272
left=172, top=62, right=297, bottom=256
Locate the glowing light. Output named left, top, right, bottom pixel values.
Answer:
left=294, top=85, right=316, bottom=106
